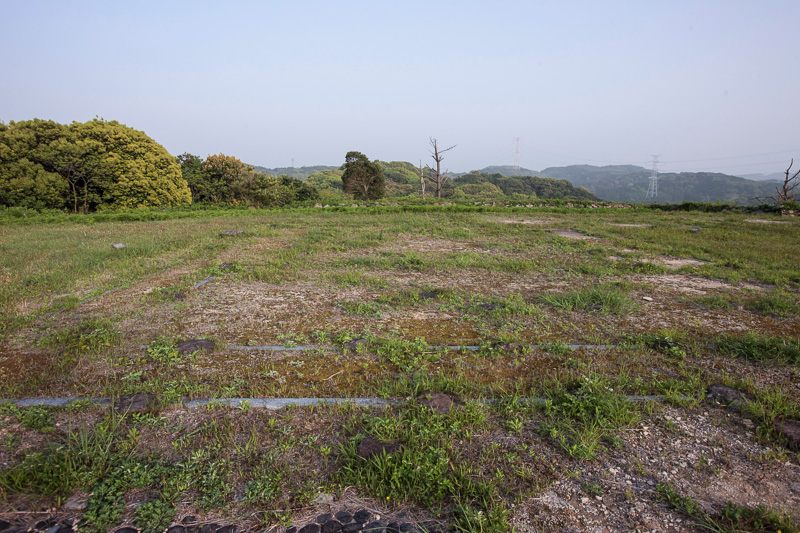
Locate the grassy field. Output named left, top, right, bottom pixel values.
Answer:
left=0, top=206, right=799, bottom=532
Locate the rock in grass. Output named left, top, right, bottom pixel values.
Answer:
left=114, top=393, right=156, bottom=414
left=111, top=242, right=126, bottom=249
left=343, top=338, right=367, bottom=352
left=219, top=229, right=244, bottom=236
left=420, top=392, right=458, bottom=414
left=176, top=339, right=215, bottom=354
left=774, top=418, right=800, bottom=451
left=707, top=384, right=749, bottom=410
left=353, top=510, right=372, bottom=524
left=419, top=292, right=437, bottom=300
left=357, top=435, right=402, bottom=459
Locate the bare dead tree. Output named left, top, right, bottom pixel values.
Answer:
left=419, top=159, right=426, bottom=199
left=426, top=138, right=456, bottom=199
left=776, top=158, right=800, bottom=203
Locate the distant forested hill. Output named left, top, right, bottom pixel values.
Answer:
left=539, top=165, right=782, bottom=204
left=454, top=171, right=600, bottom=201
left=253, top=165, right=337, bottom=180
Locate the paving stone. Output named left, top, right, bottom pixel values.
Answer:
left=363, top=521, right=386, bottom=533
left=334, top=511, right=353, bottom=524
left=176, top=339, right=215, bottom=354
left=199, top=524, right=220, bottom=533
left=114, top=393, right=156, bottom=414
left=354, top=510, right=372, bottom=524
left=357, top=435, right=402, bottom=459
left=111, top=242, right=126, bottom=249
left=341, top=524, right=362, bottom=533
left=316, top=514, right=333, bottom=524
left=321, top=521, right=343, bottom=533
left=166, top=527, right=186, bottom=533
left=299, top=525, right=320, bottom=533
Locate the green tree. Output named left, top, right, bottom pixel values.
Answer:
left=200, top=153, right=251, bottom=203
left=341, top=151, right=384, bottom=200
left=177, top=153, right=205, bottom=201
left=71, top=119, right=191, bottom=210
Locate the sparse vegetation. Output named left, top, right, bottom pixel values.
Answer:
left=1, top=206, right=799, bottom=531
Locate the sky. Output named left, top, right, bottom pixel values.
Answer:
left=2, top=0, right=799, bottom=175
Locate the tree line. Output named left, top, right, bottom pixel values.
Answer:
left=0, top=119, right=320, bottom=213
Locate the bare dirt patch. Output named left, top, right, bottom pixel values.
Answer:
left=384, top=234, right=485, bottom=253
left=745, top=219, right=791, bottom=224
left=608, top=223, right=654, bottom=228
left=645, top=257, right=710, bottom=270
left=551, top=229, right=595, bottom=240
left=494, top=217, right=553, bottom=225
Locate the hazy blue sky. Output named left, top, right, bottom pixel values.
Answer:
left=2, top=1, right=798, bottom=175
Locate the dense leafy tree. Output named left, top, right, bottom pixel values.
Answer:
left=455, top=172, right=599, bottom=201
left=70, top=119, right=191, bottom=210
left=0, top=119, right=191, bottom=212
left=341, top=151, right=384, bottom=200
left=177, top=153, right=205, bottom=200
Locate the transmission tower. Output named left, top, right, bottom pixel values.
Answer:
left=512, top=137, right=521, bottom=174
left=645, top=155, right=659, bottom=199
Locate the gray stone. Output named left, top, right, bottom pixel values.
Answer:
left=363, top=522, right=386, bottom=533
left=45, top=526, right=61, bottom=533
left=216, top=527, right=236, bottom=533
left=316, top=514, right=333, bottom=525
left=111, top=242, right=126, bottom=249
left=690, top=227, right=700, bottom=233
left=321, top=521, right=343, bottom=533
left=343, top=338, right=368, bottom=352
left=114, top=393, right=156, bottom=414
left=357, top=435, right=402, bottom=459
left=334, top=511, right=353, bottom=524
left=199, top=524, right=220, bottom=533
left=176, top=339, right=215, bottom=354
left=299, top=525, right=320, bottom=533
left=418, top=292, right=437, bottom=300
left=341, top=525, right=362, bottom=533
left=420, top=392, right=457, bottom=414
left=354, top=510, right=372, bottom=523
left=399, top=524, right=420, bottom=533
left=774, top=418, right=800, bottom=451
left=708, top=384, right=749, bottom=409
left=62, top=495, right=88, bottom=511
left=478, top=303, right=499, bottom=311
left=167, top=527, right=186, bottom=533
left=219, top=230, right=244, bottom=236
left=314, top=492, right=335, bottom=505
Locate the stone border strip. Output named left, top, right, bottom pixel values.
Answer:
left=221, top=344, right=616, bottom=352
left=5, top=394, right=686, bottom=409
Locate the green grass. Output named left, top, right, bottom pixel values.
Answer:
left=657, top=483, right=798, bottom=533
left=715, top=333, right=800, bottom=365
left=539, top=284, right=636, bottom=316
left=534, top=375, right=640, bottom=459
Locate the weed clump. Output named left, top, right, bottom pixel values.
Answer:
left=539, top=284, right=635, bottom=316
left=715, top=333, right=800, bottom=365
